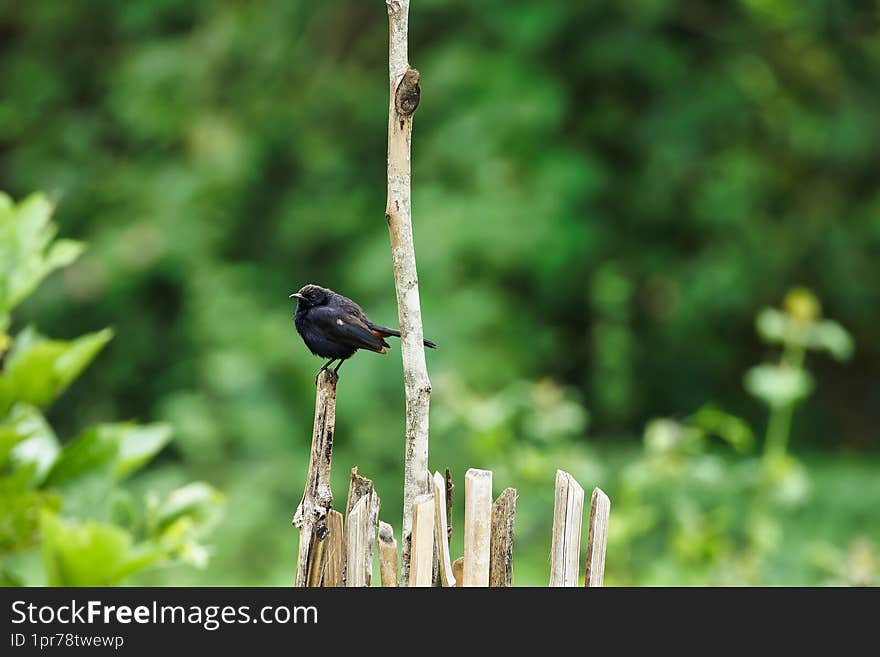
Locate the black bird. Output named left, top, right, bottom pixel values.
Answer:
left=290, top=284, right=437, bottom=381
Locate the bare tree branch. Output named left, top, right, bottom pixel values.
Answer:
left=384, top=0, right=430, bottom=586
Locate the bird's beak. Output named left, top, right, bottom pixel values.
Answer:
left=290, top=293, right=304, bottom=300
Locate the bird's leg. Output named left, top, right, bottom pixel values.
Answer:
left=333, top=359, right=346, bottom=375
left=315, top=359, right=337, bottom=384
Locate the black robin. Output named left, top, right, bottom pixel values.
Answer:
left=290, top=284, right=437, bottom=381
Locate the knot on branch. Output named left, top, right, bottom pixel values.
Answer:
left=395, top=68, right=421, bottom=122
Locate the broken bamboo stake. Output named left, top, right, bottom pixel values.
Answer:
left=585, top=487, right=611, bottom=587
left=462, top=468, right=492, bottom=586
left=344, top=468, right=380, bottom=586
left=432, top=471, right=456, bottom=586
left=378, top=521, right=399, bottom=587
left=292, top=369, right=338, bottom=587
left=410, top=494, right=434, bottom=587
left=549, top=470, right=584, bottom=587
left=323, top=510, right=344, bottom=587
left=384, top=0, right=431, bottom=587
left=489, top=487, right=517, bottom=587
left=345, top=496, right=370, bottom=587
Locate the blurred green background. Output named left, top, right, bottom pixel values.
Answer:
left=1, top=0, right=879, bottom=586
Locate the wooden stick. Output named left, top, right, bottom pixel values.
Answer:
left=378, top=521, right=399, bottom=587
left=585, top=487, right=611, bottom=587
left=562, top=475, right=585, bottom=586
left=432, top=471, right=456, bottom=586
left=410, top=494, right=434, bottom=587
left=489, top=487, right=517, bottom=587
left=384, top=0, right=430, bottom=587
left=549, top=470, right=584, bottom=587
left=292, top=370, right=337, bottom=587
left=345, top=496, right=370, bottom=587
left=445, top=467, right=455, bottom=539
left=323, top=510, right=344, bottom=587
left=462, top=468, right=492, bottom=586
left=344, top=468, right=380, bottom=586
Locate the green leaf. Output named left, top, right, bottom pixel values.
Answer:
left=114, top=424, right=174, bottom=480
left=5, top=404, right=61, bottom=484
left=40, top=510, right=162, bottom=586
left=0, top=193, right=84, bottom=315
left=809, top=319, right=854, bottom=361
left=46, top=422, right=172, bottom=487
left=755, top=308, right=789, bottom=345
left=744, top=364, right=814, bottom=408
left=43, top=428, right=116, bottom=487
left=45, top=239, right=86, bottom=271
left=688, top=405, right=754, bottom=453
left=3, top=326, right=113, bottom=408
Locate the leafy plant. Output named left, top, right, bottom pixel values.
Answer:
left=609, top=289, right=856, bottom=584
left=746, top=288, right=853, bottom=466
left=0, top=191, right=222, bottom=586
left=610, top=407, right=757, bottom=585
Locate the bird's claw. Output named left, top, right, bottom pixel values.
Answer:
left=314, top=367, right=339, bottom=386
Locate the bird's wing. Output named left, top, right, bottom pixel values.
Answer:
left=333, top=294, right=371, bottom=323
left=310, top=305, right=388, bottom=354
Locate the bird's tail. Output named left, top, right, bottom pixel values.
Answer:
left=369, top=323, right=437, bottom=349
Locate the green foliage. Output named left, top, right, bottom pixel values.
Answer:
left=612, top=418, right=753, bottom=584
left=0, top=193, right=222, bottom=586
left=0, top=470, right=61, bottom=553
